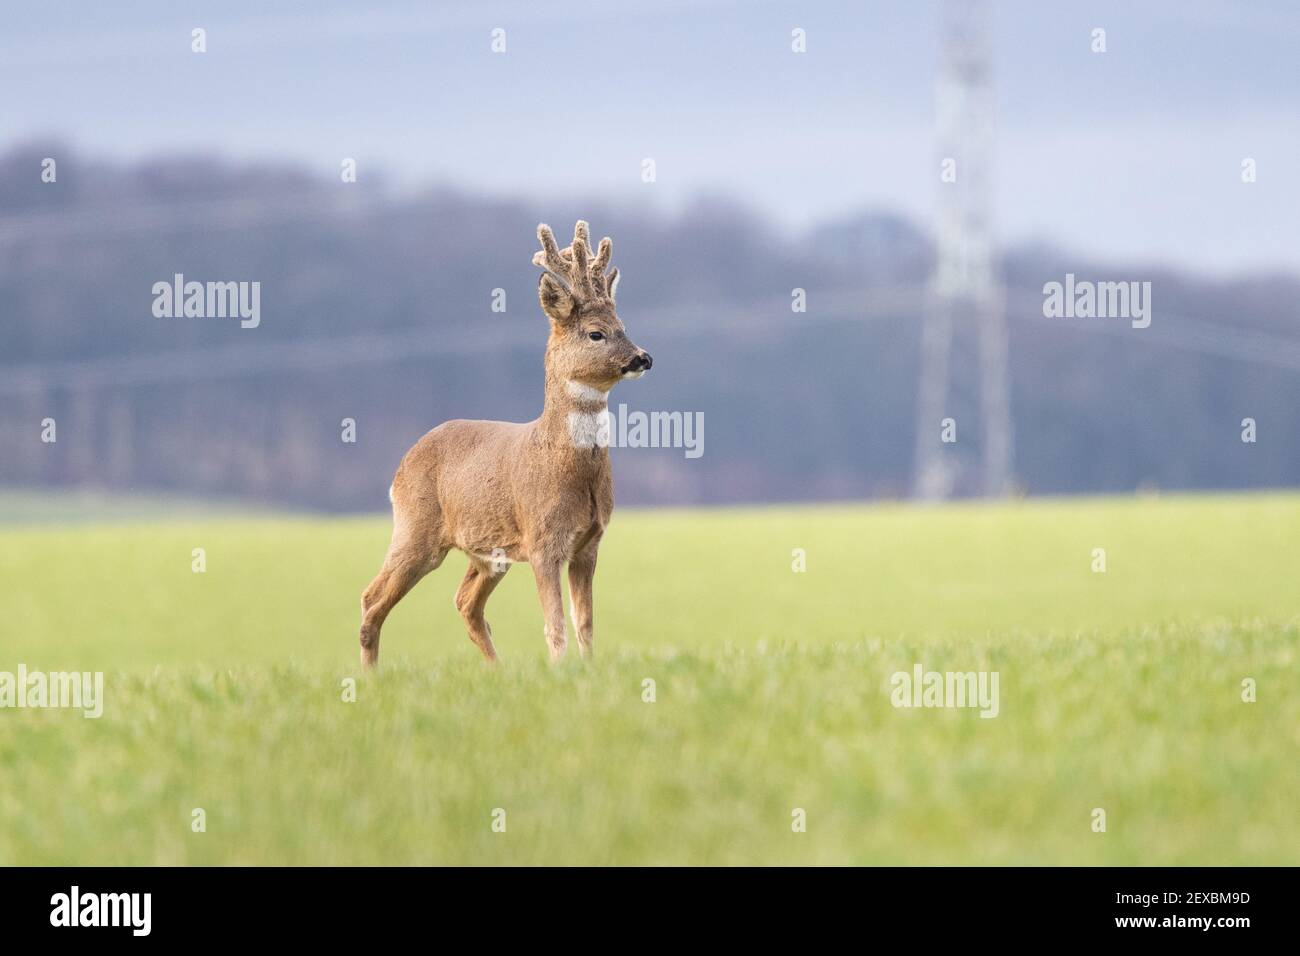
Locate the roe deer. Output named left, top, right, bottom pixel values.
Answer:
left=359, top=221, right=652, bottom=665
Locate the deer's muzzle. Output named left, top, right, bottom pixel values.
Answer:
left=621, top=351, right=653, bottom=377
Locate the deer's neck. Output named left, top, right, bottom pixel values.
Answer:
left=537, top=370, right=612, bottom=455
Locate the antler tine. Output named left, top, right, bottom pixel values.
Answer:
left=535, top=223, right=577, bottom=297
left=535, top=224, right=569, bottom=273
left=569, top=221, right=594, bottom=298
left=591, top=236, right=612, bottom=276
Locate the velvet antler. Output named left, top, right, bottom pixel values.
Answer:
left=534, top=221, right=619, bottom=304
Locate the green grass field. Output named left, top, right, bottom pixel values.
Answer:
left=1, top=493, right=1296, bottom=865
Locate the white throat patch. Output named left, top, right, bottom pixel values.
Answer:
left=565, top=380, right=609, bottom=404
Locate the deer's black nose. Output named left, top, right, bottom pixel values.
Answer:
left=623, top=352, right=652, bottom=374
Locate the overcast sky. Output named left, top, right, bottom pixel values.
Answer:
left=4, top=0, right=1299, bottom=275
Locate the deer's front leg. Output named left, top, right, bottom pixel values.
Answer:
left=532, top=559, right=568, bottom=661
left=567, top=546, right=598, bottom=659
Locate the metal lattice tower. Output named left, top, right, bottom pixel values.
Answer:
left=913, top=0, right=1012, bottom=499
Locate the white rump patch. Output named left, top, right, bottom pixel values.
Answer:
left=565, top=380, right=609, bottom=404
left=388, top=483, right=395, bottom=504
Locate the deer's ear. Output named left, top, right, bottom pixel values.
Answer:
left=538, top=273, right=577, bottom=324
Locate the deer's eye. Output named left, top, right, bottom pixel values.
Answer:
left=587, top=331, right=606, bottom=342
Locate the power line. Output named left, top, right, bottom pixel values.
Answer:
left=3, top=287, right=1296, bottom=396
left=0, top=290, right=917, bottom=395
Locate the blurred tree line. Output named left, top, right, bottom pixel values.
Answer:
left=1, top=143, right=1297, bottom=509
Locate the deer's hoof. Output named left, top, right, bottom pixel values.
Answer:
left=360, top=645, right=378, bottom=669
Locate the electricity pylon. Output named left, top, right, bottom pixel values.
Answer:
left=914, top=0, right=1012, bottom=499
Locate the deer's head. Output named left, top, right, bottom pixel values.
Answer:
left=534, top=221, right=652, bottom=394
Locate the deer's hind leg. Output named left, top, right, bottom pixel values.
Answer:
left=454, top=558, right=508, bottom=662
left=360, top=526, right=447, bottom=669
